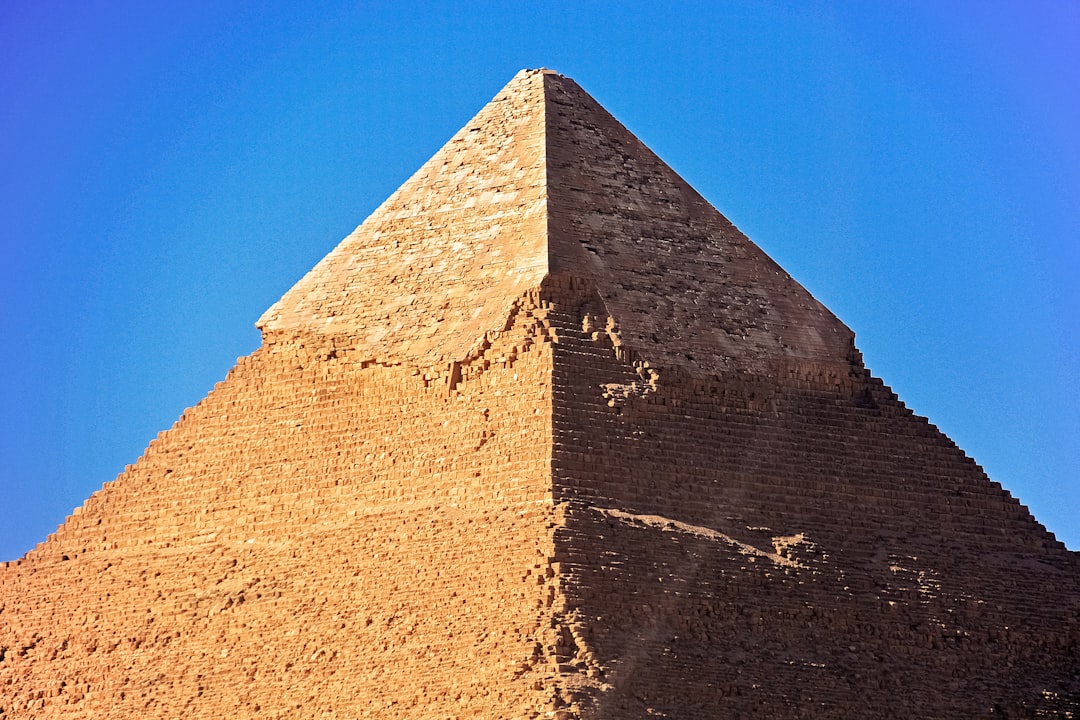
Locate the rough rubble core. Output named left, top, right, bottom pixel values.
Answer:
left=2, top=69, right=1078, bottom=719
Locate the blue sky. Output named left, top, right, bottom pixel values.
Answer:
left=1, top=1, right=1077, bottom=559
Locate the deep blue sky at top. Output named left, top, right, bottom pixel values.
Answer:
left=1, top=1, right=1077, bottom=560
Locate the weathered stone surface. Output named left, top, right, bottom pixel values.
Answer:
left=2, top=69, right=1077, bottom=719
left=257, top=69, right=550, bottom=367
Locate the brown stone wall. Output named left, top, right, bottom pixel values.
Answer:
left=542, top=276, right=1080, bottom=718
left=0, top=294, right=568, bottom=719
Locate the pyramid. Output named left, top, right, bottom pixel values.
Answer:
left=2, top=69, right=1078, bottom=718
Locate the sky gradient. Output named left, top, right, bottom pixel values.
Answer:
left=2, top=1, right=1077, bottom=560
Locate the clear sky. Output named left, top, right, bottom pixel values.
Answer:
left=1, top=1, right=1077, bottom=560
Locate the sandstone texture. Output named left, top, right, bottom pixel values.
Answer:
left=2, top=69, right=1078, bottom=719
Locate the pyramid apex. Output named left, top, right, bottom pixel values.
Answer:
left=259, top=71, right=854, bottom=373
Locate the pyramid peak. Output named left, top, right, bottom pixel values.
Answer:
left=258, top=71, right=854, bottom=374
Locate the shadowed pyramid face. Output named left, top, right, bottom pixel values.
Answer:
left=2, top=70, right=1077, bottom=719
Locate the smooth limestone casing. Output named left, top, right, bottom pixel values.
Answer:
left=2, top=70, right=1078, bottom=718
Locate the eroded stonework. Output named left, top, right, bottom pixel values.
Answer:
left=2, top=69, right=1077, bottom=719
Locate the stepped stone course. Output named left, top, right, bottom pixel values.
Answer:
left=2, top=69, right=1078, bottom=718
